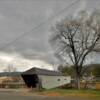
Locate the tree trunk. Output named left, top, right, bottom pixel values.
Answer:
left=76, top=75, right=81, bottom=89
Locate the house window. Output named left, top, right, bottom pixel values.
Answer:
left=57, top=79, right=60, bottom=81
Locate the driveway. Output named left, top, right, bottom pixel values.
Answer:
left=0, top=89, right=91, bottom=100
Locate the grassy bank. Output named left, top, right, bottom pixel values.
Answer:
left=40, top=88, right=100, bottom=100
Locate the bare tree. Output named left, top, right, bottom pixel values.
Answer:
left=3, top=64, right=17, bottom=72
left=49, top=10, right=100, bottom=89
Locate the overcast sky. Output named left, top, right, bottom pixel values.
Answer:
left=0, top=0, right=100, bottom=72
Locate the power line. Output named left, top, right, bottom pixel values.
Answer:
left=0, top=0, right=80, bottom=50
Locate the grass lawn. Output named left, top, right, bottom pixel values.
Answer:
left=39, top=88, right=100, bottom=100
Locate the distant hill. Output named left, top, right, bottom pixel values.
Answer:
left=84, top=64, right=100, bottom=76
left=60, top=64, right=100, bottom=77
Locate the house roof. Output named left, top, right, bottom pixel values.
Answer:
left=0, top=72, right=22, bottom=77
left=0, top=67, right=63, bottom=77
left=22, top=67, right=63, bottom=76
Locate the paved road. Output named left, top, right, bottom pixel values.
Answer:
left=0, top=89, right=91, bottom=100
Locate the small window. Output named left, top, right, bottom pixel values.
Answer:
left=57, top=79, right=60, bottom=81
left=64, top=79, right=67, bottom=80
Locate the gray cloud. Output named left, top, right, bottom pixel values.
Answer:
left=0, top=0, right=100, bottom=71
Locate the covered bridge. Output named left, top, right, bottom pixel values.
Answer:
left=0, top=67, right=71, bottom=89
left=21, top=67, right=71, bottom=89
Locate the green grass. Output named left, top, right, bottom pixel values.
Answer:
left=46, top=88, right=99, bottom=93
left=41, top=88, right=100, bottom=100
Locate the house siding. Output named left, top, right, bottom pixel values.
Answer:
left=38, top=75, right=71, bottom=89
